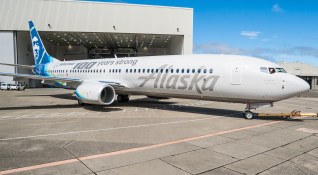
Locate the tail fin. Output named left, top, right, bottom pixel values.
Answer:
left=29, top=21, right=58, bottom=65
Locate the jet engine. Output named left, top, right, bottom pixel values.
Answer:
left=75, top=82, right=115, bottom=105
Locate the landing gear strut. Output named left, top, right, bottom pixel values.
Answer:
left=117, top=95, right=129, bottom=103
left=78, top=100, right=86, bottom=106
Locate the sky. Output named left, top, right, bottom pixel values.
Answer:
left=85, top=0, right=318, bottom=66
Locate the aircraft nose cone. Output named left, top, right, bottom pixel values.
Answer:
left=299, top=78, right=310, bottom=93
left=292, top=76, right=310, bottom=94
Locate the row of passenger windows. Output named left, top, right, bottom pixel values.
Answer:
left=49, top=68, right=214, bottom=74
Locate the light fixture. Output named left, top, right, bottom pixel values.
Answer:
left=113, top=26, right=116, bottom=30
left=48, top=24, right=52, bottom=29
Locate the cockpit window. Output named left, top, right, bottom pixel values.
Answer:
left=269, top=67, right=276, bottom=74
left=275, top=68, right=287, bottom=73
left=260, top=67, right=268, bottom=73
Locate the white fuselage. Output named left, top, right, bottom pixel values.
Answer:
left=46, top=54, right=309, bottom=103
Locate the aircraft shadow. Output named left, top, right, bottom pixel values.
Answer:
left=5, top=94, right=307, bottom=121
left=113, top=98, right=306, bottom=121
left=17, top=93, right=77, bottom=100
left=0, top=104, right=122, bottom=112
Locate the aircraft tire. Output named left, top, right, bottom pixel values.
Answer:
left=244, top=111, right=254, bottom=119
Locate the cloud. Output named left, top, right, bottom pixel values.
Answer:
left=194, top=43, right=246, bottom=55
left=240, top=31, right=261, bottom=39
left=272, top=4, right=283, bottom=13
left=194, top=43, right=318, bottom=65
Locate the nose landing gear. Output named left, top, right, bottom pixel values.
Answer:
left=244, top=110, right=254, bottom=119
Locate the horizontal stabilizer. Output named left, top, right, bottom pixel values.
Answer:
left=0, top=63, right=35, bottom=69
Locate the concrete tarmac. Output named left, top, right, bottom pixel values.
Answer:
left=0, top=88, right=317, bottom=175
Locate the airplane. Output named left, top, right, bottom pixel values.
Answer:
left=0, top=21, right=310, bottom=119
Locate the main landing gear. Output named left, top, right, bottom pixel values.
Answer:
left=78, top=100, right=86, bottom=106
left=117, top=95, right=129, bottom=103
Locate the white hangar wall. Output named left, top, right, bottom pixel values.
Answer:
left=0, top=0, right=193, bottom=86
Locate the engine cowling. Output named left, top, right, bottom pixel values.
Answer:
left=75, top=82, right=115, bottom=105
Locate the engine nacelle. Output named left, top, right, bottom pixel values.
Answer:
left=75, top=82, right=115, bottom=105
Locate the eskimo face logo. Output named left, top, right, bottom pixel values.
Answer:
left=32, top=36, right=40, bottom=61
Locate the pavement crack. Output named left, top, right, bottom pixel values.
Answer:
left=289, top=161, right=308, bottom=175
left=63, top=141, right=97, bottom=175
left=254, top=135, right=316, bottom=174
left=159, top=158, right=194, bottom=175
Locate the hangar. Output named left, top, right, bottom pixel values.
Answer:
left=278, top=62, right=318, bottom=90
left=0, top=0, right=193, bottom=87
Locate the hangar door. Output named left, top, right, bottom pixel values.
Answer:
left=0, top=32, right=15, bottom=84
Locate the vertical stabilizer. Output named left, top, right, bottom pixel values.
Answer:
left=28, top=21, right=58, bottom=65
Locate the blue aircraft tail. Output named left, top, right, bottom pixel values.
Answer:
left=28, top=21, right=58, bottom=65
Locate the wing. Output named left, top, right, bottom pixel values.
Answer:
left=0, top=72, right=81, bottom=82
left=0, top=72, right=126, bottom=89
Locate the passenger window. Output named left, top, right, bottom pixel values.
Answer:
left=130, top=69, right=132, bottom=73
left=143, top=69, right=145, bottom=73
left=109, top=69, right=111, bottom=73
left=166, top=69, right=169, bottom=73
left=192, top=69, right=195, bottom=73
left=126, top=69, right=128, bottom=73
left=210, top=69, right=213, bottom=74
left=151, top=69, right=154, bottom=73
left=198, top=69, right=201, bottom=73
left=138, top=69, right=141, bottom=73
left=187, top=69, right=190, bottom=73
left=269, top=68, right=275, bottom=74
left=147, top=69, right=150, bottom=73
left=260, top=67, right=268, bottom=73
left=156, top=69, right=159, bottom=73
left=134, top=69, right=136, bottom=73
left=119, top=69, right=121, bottom=73
left=160, top=69, right=163, bottom=73
left=176, top=69, right=179, bottom=73
left=181, top=69, right=184, bottom=73
left=171, top=69, right=174, bottom=73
